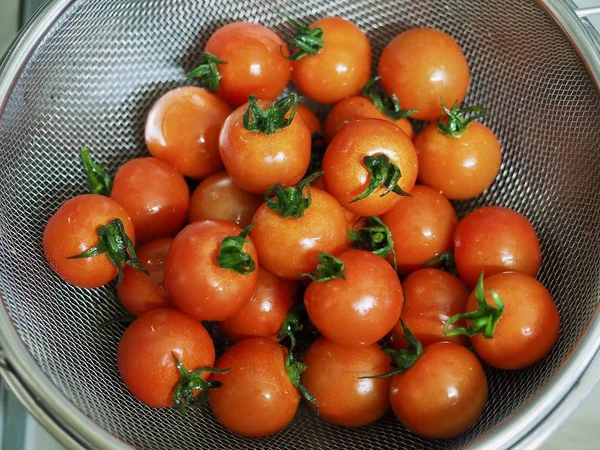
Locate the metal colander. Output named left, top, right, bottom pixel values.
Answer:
left=0, top=0, right=599, bottom=449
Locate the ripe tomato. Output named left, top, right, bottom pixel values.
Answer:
left=301, top=338, right=392, bottom=427
left=304, top=250, right=403, bottom=346
left=117, top=238, right=173, bottom=317
left=290, top=17, right=371, bottom=104
left=296, top=104, right=322, bottom=136
left=145, top=86, right=231, bottom=179
left=389, top=268, right=469, bottom=348
left=454, top=206, right=542, bottom=287
left=188, top=171, right=262, bottom=228
left=381, top=185, right=457, bottom=273
left=43, top=194, right=136, bottom=288
left=110, top=157, right=189, bottom=244
left=219, top=96, right=311, bottom=194
left=389, top=342, right=487, bottom=439
left=322, top=119, right=418, bottom=217
left=378, top=28, right=470, bottom=121
left=164, top=220, right=258, bottom=321
left=117, top=308, right=215, bottom=408
left=220, top=267, right=297, bottom=342
left=202, top=22, right=292, bottom=106
left=209, top=338, right=299, bottom=437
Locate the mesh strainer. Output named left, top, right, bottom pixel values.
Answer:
left=1, top=0, right=600, bottom=449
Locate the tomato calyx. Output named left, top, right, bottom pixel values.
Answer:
left=348, top=216, right=396, bottom=268
left=81, top=148, right=112, bottom=196
left=436, top=102, right=487, bottom=138
left=444, top=272, right=505, bottom=338
left=216, top=224, right=256, bottom=275
left=350, top=154, right=411, bottom=203
left=421, top=252, right=458, bottom=276
left=265, top=171, right=323, bottom=218
left=301, top=252, right=345, bottom=282
left=67, top=218, right=146, bottom=284
left=284, top=17, right=324, bottom=61
left=172, top=353, right=230, bottom=414
left=185, top=52, right=227, bottom=92
left=243, top=94, right=301, bottom=135
left=361, top=77, right=418, bottom=121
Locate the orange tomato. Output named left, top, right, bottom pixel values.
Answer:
left=296, top=104, right=322, bottom=136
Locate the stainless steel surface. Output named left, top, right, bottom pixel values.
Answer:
left=0, top=0, right=600, bottom=449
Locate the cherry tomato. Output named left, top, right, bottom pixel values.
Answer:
left=324, top=96, right=414, bottom=143
left=296, top=104, right=322, bottom=136
left=219, top=97, right=311, bottom=194
left=209, top=338, right=299, bottom=437
left=467, top=272, right=559, bottom=370
left=389, top=269, right=469, bottom=348
left=220, top=268, right=297, bottom=342
left=117, top=308, right=215, bottom=408
left=43, top=194, right=136, bottom=288
left=390, top=342, right=487, bottom=439
left=145, top=86, right=231, bottom=179
left=204, top=22, right=292, bottom=106
left=110, top=157, right=189, bottom=244
left=378, top=28, right=470, bottom=121
left=304, top=249, right=403, bottom=346
left=291, top=17, right=371, bottom=104
left=164, top=219, right=258, bottom=321
left=454, top=206, right=542, bottom=287
left=322, top=119, right=418, bottom=217
left=381, top=185, right=457, bottom=273
left=188, top=171, right=262, bottom=228
left=117, top=238, right=173, bottom=317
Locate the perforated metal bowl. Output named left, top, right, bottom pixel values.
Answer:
left=0, top=0, right=599, bottom=449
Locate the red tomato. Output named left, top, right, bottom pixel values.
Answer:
left=296, top=104, right=322, bottom=136
left=378, top=28, right=470, bottom=121
left=389, top=342, right=487, bottom=439
left=43, top=194, right=136, bottom=288
left=322, top=119, right=418, bottom=217
left=203, top=22, right=292, bottom=106
left=219, top=97, right=311, bottom=194
left=454, top=206, right=542, bottom=287
left=117, top=238, right=173, bottom=317
left=381, top=185, right=457, bottom=273
left=209, top=338, right=299, bottom=437
left=110, top=157, right=189, bottom=244
left=291, top=17, right=371, bottom=104
left=466, top=272, right=559, bottom=370
left=220, top=268, right=297, bottom=342
left=304, top=250, right=403, bottom=346
left=301, top=338, right=392, bottom=427
left=188, top=171, right=263, bottom=228
left=164, top=220, right=258, bottom=321
left=117, top=309, right=215, bottom=408
left=145, top=86, right=231, bottom=179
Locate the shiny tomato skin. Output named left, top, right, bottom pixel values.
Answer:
left=110, top=157, right=189, bottom=244
left=322, top=119, right=418, bottom=217
left=145, top=86, right=232, bottom=179
left=301, top=338, right=392, bottom=427
left=117, top=308, right=215, bottom=408
left=117, top=238, right=173, bottom=317
left=381, top=185, right=457, bottom=273
left=219, top=99, right=311, bottom=194
left=219, top=267, right=297, bottom=342
left=378, top=28, right=470, bottom=121
left=209, top=338, right=300, bottom=437
left=324, top=96, right=414, bottom=143
left=415, top=121, right=501, bottom=200
left=390, top=268, right=469, bottom=348
left=164, top=219, right=258, bottom=321
left=205, top=22, right=292, bottom=106
left=454, top=206, right=542, bottom=288
left=188, top=171, right=262, bottom=228
left=304, top=249, right=403, bottom=346
left=390, top=342, right=488, bottom=439
left=43, top=194, right=136, bottom=288
left=296, top=104, right=322, bottom=136
left=468, top=272, right=559, bottom=370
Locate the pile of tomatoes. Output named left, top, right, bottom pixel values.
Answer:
left=42, top=16, right=560, bottom=441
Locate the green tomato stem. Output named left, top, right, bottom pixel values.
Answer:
left=216, top=224, right=256, bottom=275
left=243, top=94, right=301, bottom=135
left=185, top=52, right=226, bottom=92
